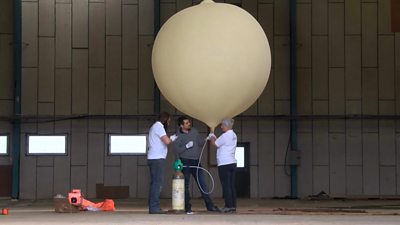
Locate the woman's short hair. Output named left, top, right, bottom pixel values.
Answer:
left=221, top=118, right=234, bottom=129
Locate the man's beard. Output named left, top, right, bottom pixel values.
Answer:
left=162, top=122, right=168, bottom=130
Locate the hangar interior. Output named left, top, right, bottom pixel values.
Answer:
left=0, top=0, right=400, bottom=201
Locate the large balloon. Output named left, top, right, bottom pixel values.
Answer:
left=152, top=0, right=271, bottom=131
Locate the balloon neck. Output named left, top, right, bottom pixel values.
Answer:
left=201, top=0, right=214, bottom=4
left=210, top=127, right=215, bottom=133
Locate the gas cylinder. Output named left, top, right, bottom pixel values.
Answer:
left=172, top=159, right=185, bottom=212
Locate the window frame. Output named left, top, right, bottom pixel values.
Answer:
left=0, top=134, right=9, bottom=156
left=26, top=134, right=68, bottom=156
left=107, top=134, right=148, bottom=156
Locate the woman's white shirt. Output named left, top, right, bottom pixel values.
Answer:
left=215, top=129, right=237, bottom=166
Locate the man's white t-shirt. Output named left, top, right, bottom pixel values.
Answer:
left=215, top=129, right=237, bottom=166
left=147, top=121, right=168, bottom=159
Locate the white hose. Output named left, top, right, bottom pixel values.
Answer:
left=182, top=141, right=215, bottom=195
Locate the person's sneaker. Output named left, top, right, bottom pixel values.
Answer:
left=186, top=210, right=194, bottom=215
left=221, top=207, right=236, bottom=213
left=207, top=206, right=220, bottom=212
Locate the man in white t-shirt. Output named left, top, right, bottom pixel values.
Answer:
left=147, top=112, right=177, bottom=214
left=209, top=118, right=237, bottom=213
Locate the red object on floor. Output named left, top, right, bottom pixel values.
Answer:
left=67, top=189, right=115, bottom=212
left=81, top=198, right=115, bottom=211
left=2, top=208, right=8, bottom=215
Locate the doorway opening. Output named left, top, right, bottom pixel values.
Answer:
left=235, top=142, right=250, bottom=198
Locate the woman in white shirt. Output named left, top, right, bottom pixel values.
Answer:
left=209, top=118, right=237, bottom=213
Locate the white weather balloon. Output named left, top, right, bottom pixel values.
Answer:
left=152, top=0, right=271, bottom=131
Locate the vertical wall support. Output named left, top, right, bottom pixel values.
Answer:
left=12, top=0, right=22, bottom=199
left=289, top=0, right=298, bottom=199
left=153, top=0, right=161, bottom=113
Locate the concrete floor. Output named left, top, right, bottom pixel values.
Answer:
left=1, top=198, right=400, bottom=224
